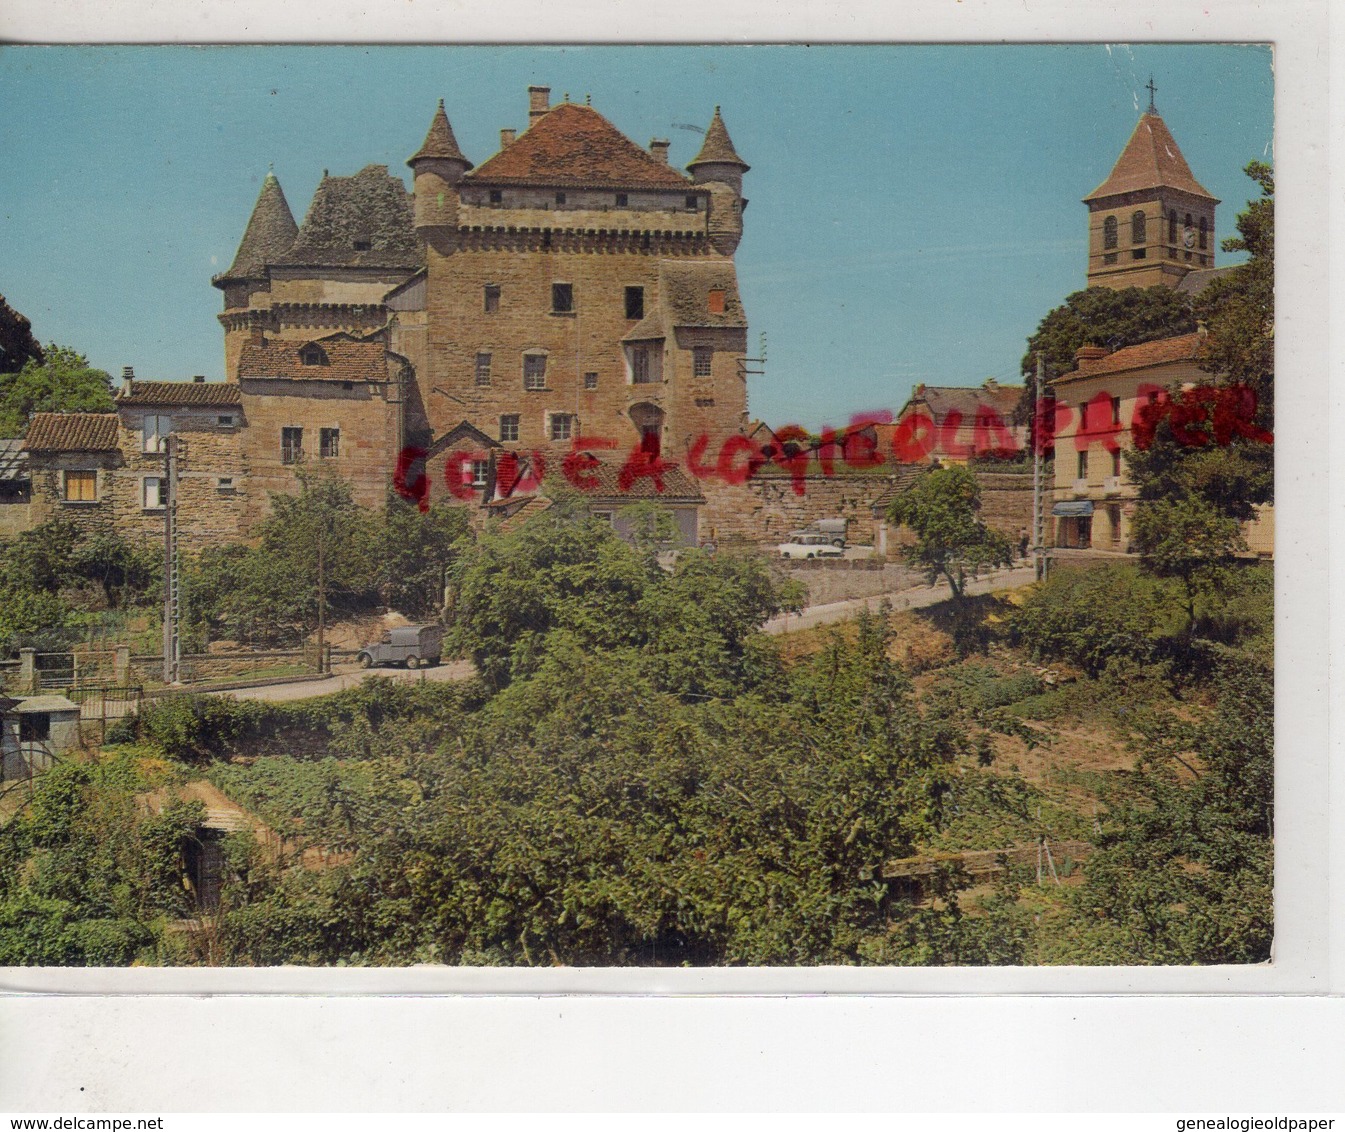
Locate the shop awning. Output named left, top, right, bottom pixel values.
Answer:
left=1052, top=500, right=1095, bottom=517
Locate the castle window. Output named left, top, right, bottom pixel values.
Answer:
left=281, top=427, right=304, bottom=465
left=484, top=285, right=500, bottom=313
left=353, top=239, right=372, bottom=251
left=63, top=470, right=98, bottom=502
left=218, top=414, right=236, bottom=427
left=551, top=283, right=574, bottom=314
left=632, top=347, right=651, bottom=383
left=475, top=352, right=492, bottom=387
left=707, top=289, right=726, bottom=314
left=523, top=354, right=547, bottom=391
left=300, top=344, right=328, bottom=367
left=320, top=428, right=340, bottom=459
left=1111, top=449, right=1122, bottom=478
left=499, top=414, right=520, bottom=442
left=615, top=193, right=628, bottom=207
left=470, top=460, right=490, bottom=488
left=693, top=346, right=713, bottom=377
left=549, top=413, right=574, bottom=442
left=1111, top=396, right=1122, bottom=426
left=1199, top=216, right=1208, bottom=249
left=1104, top=253, right=1118, bottom=265
left=142, top=476, right=166, bottom=510
left=489, top=190, right=502, bottom=204
left=625, top=286, right=644, bottom=320
left=555, top=192, right=567, bottom=205
left=143, top=414, right=172, bottom=454
left=685, top=194, right=699, bottom=210
left=1168, top=210, right=1178, bottom=243
left=1131, top=211, right=1146, bottom=244
left=584, top=372, right=598, bottom=390
left=1103, top=216, right=1118, bottom=250
left=217, top=477, right=235, bottom=493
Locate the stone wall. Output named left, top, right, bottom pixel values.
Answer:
left=700, top=473, right=891, bottom=548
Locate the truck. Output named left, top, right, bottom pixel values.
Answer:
left=355, top=624, right=443, bottom=670
left=786, top=517, right=848, bottom=549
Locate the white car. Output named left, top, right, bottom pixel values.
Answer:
left=777, top=534, right=845, bottom=560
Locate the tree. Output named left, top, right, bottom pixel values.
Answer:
left=0, top=344, right=114, bottom=437
left=1014, top=286, right=1197, bottom=429
left=0, top=294, right=43, bottom=376
left=379, top=494, right=470, bottom=620
left=888, top=466, right=1013, bottom=603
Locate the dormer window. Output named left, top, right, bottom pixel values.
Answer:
left=685, top=194, right=698, bottom=210
left=300, top=344, right=328, bottom=367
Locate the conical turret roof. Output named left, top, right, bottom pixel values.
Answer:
left=1084, top=110, right=1217, bottom=203
left=408, top=99, right=472, bottom=168
left=224, top=171, right=299, bottom=279
left=687, top=106, right=749, bottom=173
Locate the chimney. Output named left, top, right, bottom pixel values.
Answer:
left=982, top=377, right=999, bottom=391
left=1074, top=345, right=1110, bottom=371
left=528, top=85, right=550, bottom=122
left=121, top=366, right=134, bottom=393
left=500, top=128, right=516, bottom=148
left=649, top=138, right=670, bottom=164
left=193, top=374, right=206, bottom=383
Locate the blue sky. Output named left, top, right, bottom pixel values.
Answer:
left=0, top=44, right=1272, bottom=430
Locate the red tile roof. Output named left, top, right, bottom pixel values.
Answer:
left=237, top=338, right=391, bottom=383
left=466, top=102, right=693, bottom=191
left=575, top=458, right=706, bottom=502
left=23, top=413, right=119, bottom=452
left=1084, top=112, right=1218, bottom=202
left=117, top=380, right=242, bottom=406
left=904, top=383, right=1023, bottom=424
left=1055, top=333, right=1204, bottom=383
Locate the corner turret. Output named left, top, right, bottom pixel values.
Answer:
left=407, top=99, right=473, bottom=232
left=686, top=106, right=749, bottom=256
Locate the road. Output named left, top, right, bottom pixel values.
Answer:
left=223, top=565, right=1037, bottom=701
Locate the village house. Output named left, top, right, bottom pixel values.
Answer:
left=893, top=379, right=1026, bottom=465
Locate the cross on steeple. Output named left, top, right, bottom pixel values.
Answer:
left=1146, top=75, right=1158, bottom=113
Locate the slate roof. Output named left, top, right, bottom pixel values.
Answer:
left=0, top=437, right=28, bottom=481
left=408, top=100, right=472, bottom=167
left=1084, top=111, right=1218, bottom=203
left=1053, top=333, right=1204, bottom=385
left=466, top=102, right=693, bottom=191
left=222, top=172, right=299, bottom=280
left=687, top=107, right=749, bottom=173
left=237, top=337, right=390, bottom=384
left=117, top=380, right=242, bottom=407
left=276, top=165, right=422, bottom=271
left=659, top=261, right=748, bottom=329
left=23, top=413, right=119, bottom=452
left=905, top=383, right=1023, bottom=424
left=1174, top=265, right=1234, bottom=297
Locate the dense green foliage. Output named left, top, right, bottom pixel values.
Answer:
left=887, top=465, right=1013, bottom=605
left=0, top=344, right=114, bottom=437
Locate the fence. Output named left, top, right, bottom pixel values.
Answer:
left=3, top=644, right=329, bottom=695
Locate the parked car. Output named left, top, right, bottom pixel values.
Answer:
left=355, top=624, right=443, bottom=669
left=777, top=534, right=845, bottom=560
left=788, top=518, right=848, bottom=548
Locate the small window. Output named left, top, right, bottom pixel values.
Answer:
left=1077, top=450, right=1088, bottom=480
left=1111, top=450, right=1122, bottom=477
left=63, top=470, right=98, bottom=502
left=549, top=413, right=574, bottom=442
left=1078, top=403, right=1088, bottom=434
left=632, top=347, right=651, bottom=383
left=299, top=344, right=328, bottom=367
left=489, top=190, right=502, bottom=204
left=475, top=352, right=492, bottom=387
left=143, top=414, right=172, bottom=453
left=1103, top=253, right=1118, bottom=265
left=218, top=414, right=236, bottom=427
left=469, top=459, right=490, bottom=488
left=1103, top=216, right=1118, bottom=250
left=143, top=476, right=166, bottom=510
left=523, top=355, right=547, bottom=391
left=217, top=477, right=236, bottom=493
left=615, top=193, right=628, bottom=207
left=707, top=289, right=726, bottom=314
left=552, top=283, right=574, bottom=313
left=19, top=713, right=50, bottom=743
left=693, top=346, right=713, bottom=377
left=584, top=372, right=598, bottom=391
left=555, top=191, right=567, bottom=205
left=625, top=286, right=644, bottom=320
left=353, top=239, right=372, bottom=251
left=1168, top=209, right=1178, bottom=243
left=593, top=510, right=614, bottom=525
left=281, top=426, right=304, bottom=465
left=320, top=428, right=340, bottom=459
left=484, top=285, right=501, bottom=313
left=499, top=414, right=520, bottom=442
left=685, top=194, right=698, bottom=210
left=1111, top=396, right=1122, bottom=425
left=1131, top=211, right=1146, bottom=244
left=1132, top=248, right=1147, bottom=260
left=1199, top=216, right=1208, bottom=249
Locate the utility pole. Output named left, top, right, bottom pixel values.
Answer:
left=1032, top=352, right=1046, bottom=582
left=161, top=433, right=181, bottom=685
left=315, top=517, right=326, bottom=675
